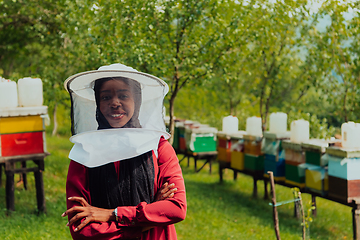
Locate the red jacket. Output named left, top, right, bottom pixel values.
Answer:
left=66, top=138, right=187, bottom=239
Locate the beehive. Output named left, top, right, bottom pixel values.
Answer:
left=229, top=131, right=246, bottom=170
left=217, top=132, right=231, bottom=162
left=305, top=165, right=328, bottom=195
left=262, top=132, right=290, bottom=180
left=185, top=126, right=217, bottom=153
left=302, top=139, right=339, bottom=166
left=326, top=147, right=360, bottom=203
left=0, top=106, right=47, bottom=157
left=282, top=140, right=304, bottom=164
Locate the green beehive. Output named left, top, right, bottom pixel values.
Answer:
left=285, top=163, right=306, bottom=183
left=302, top=139, right=340, bottom=166
left=244, top=154, right=264, bottom=171
left=185, top=126, right=218, bottom=153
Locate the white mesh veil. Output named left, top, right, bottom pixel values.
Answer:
left=64, top=64, right=170, bottom=167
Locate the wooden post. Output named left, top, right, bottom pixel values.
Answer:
left=219, top=162, right=224, bottom=183
left=264, top=179, right=269, bottom=200
left=233, top=171, right=238, bottom=181
left=6, top=170, right=15, bottom=211
left=268, top=171, right=281, bottom=240
left=298, top=192, right=306, bottom=240
left=194, top=156, right=198, bottom=172
left=34, top=169, right=46, bottom=213
left=21, top=161, right=28, bottom=190
left=208, top=156, right=213, bottom=174
left=352, top=199, right=360, bottom=240
left=312, top=195, right=317, bottom=217
left=252, top=177, right=258, bottom=198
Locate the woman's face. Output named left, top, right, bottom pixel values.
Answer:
left=99, top=79, right=135, bottom=128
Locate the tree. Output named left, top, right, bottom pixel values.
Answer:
left=311, top=0, right=360, bottom=123
left=64, top=0, right=236, bottom=142
left=0, top=0, right=65, bottom=76
left=242, top=0, right=324, bottom=131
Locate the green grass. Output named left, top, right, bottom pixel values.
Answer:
left=0, top=135, right=353, bottom=239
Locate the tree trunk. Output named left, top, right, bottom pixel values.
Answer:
left=343, top=86, right=348, bottom=122
left=168, top=94, right=176, bottom=145
left=52, top=103, right=58, bottom=136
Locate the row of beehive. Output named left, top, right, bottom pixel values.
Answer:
left=218, top=131, right=360, bottom=203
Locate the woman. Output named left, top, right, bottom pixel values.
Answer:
left=62, top=64, right=186, bottom=239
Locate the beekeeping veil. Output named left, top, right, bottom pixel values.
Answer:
left=64, top=63, right=170, bottom=168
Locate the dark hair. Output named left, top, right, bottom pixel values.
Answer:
left=93, top=77, right=142, bottom=129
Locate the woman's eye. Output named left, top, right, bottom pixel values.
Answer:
left=118, top=94, right=129, bottom=100
left=100, top=95, right=111, bottom=101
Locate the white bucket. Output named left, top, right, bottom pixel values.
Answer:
left=222, top=115, right=239, bottom=133
left=269, top=112, right=287, bottom=133
left=0, top=80, right=18, bottom=108
left=341, top=122, right=360, bottom=149
left=18, top=77, right=43, bottom=107
left=290, top=119, right=309, bottom=143
left=246, top=116, right=262, bottom=136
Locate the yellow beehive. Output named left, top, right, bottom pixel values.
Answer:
left=0, top=115, right=43, bottom=134
left=230, top=151, right=244, bottom=170
left=305, top=166, right=329, bottom=192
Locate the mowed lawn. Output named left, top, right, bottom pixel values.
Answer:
left=0, top=135, right=353, bottom=239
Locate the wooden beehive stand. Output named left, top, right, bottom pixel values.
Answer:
left=0, top=106, right=50, bottom=213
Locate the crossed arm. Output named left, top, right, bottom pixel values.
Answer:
left=62, top=182, right=177, bottom=232
left=63, top=139, right=186, bottom=240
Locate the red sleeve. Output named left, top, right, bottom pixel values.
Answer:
left=66, top=160, right=142, bottom=240
left=115, top=138, right=187, bottom=227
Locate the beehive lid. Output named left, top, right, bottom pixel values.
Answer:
left=229, top=130, right=247, bottom=139
left=326, top=146, right=360, bottom=158
left=302, top=139, right=340, bottom=152
left=243, top=134, right=262, bottom=141
left=217, top=131, right=231, bottom=139
left=0, top=106, right=48, bottom=117
left=263, top=131, right=290, bottom=140
left=217, top=130, right=246, bottom=139
left=190, top=127, right=218, bottom=134
left=282, top=140, right=302, bottom=151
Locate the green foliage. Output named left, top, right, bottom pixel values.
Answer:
left=1, top=0, right=359, bottom=135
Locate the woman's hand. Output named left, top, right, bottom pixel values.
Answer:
left=154, top=182, right=177, bottom=202
left=62, top=197, right=114, bottom=232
